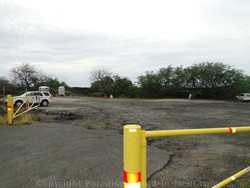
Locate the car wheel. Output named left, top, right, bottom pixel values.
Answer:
left=15, top=100, right=23, bottom=107
left=40, top=100, right=49, bottom=107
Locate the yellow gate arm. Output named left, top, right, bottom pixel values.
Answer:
left=145, top=127, right=250, bottom=138
left=212, top=166, right=250, bottom=188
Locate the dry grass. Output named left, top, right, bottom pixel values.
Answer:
left=0, top=114, right=38, bottom=125
left=13, top=114, right=38, bottom=125
left=0, top=115, right=7, bottom=125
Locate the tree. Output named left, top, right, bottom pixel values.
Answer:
left=158, top=65, right=187, bottom=96
left=10, top=63, right=44, bottom=89
left=43, top=77, right=70, bottom=95
left=226, top=71, right=250, bottom=97
left=90, top=69, right=114, bottom=96
left=137, top=62, right=250, bottom=99
left=169, top=66, right=186, bottom=96
left=90, top=70, right=139, bottom=98
left=91, top=76, right=114, bottom=96
left=138, top=71, right=162, bottom=98
left=158, top=66, right=175, bottom=87
left=90, top=69, right=113, bottom=83
left=0, top=77, right=18, bottom=96
left=184, top=62, right=248, bottom=99
left=9, top=63, right=71, bottom=95
left=113, top=75, right=137, bottom=97
left=137, top=66, right=187, bottom=98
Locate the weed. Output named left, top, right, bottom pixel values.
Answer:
left=13, top=114, right=38, bottom=125
left=0, top=115, right=7, bottom=125
left=0, top=114, right=38, bottom=125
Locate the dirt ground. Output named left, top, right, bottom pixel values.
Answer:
left=2, top=97, right=250, bottom=187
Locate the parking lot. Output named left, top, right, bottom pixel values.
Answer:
left=1, top=97, right=250, bottom=187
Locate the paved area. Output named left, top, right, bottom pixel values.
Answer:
left=0, top=123, right=171, bottom=188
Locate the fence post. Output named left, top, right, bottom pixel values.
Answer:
left=124, top=125, right=142, bottom=188
left=7, top=95, right=13, bottom=125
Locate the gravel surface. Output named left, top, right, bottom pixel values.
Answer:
left=1, top=97, right=250, bottom=188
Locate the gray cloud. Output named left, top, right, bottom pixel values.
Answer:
left=1, top=0, right=250, bottom=86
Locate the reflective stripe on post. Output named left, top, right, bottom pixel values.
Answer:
left=124, top=171, right=141, bottom=188
left=124, top=125, right=141, bottom=188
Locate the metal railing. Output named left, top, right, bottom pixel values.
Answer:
left=123, top=125, right=250, bottom=188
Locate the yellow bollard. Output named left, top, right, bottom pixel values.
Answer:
left=7, top=95, right=13, bottom=125
left=124, top=125, right=142, bottom=188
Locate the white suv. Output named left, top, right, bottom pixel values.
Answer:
left=236, top=93, right=250, bottom=102
left=13, top=91, right=52, bottom=107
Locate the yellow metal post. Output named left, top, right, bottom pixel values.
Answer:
left=7, top=95, right=13, bottom=125
left=124, top=125, right=142, bottom=188
left=141, top=130, right=147, bottom=188
left=212, top=166, right=250, bottom=188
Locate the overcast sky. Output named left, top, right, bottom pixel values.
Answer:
left=1, top=0, right=250, bottom=87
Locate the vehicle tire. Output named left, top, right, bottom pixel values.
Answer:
left=40, top=100, right=49, bottom=107
left=15, top=100, right=23, bottom=107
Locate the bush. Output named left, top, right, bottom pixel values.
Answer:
left=90, top=92, right=103, bottom=97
